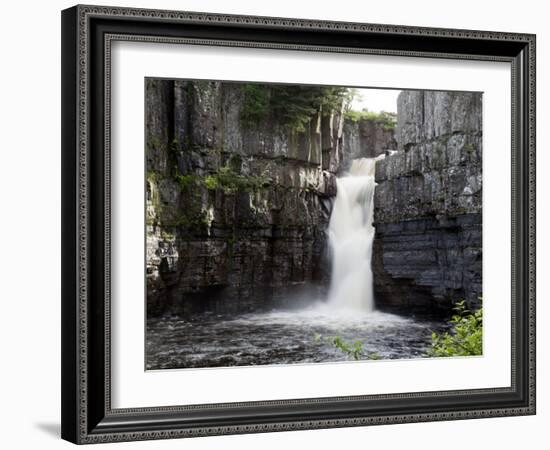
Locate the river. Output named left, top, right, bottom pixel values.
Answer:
left=146, top=305, right=448, bottom=370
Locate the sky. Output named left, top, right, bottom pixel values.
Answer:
left=350, top=88, right=400, bottom=113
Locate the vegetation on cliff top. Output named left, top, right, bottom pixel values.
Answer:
left=239, top=82, right=397, bottom=133
left=344, top=109, right=397, bottom=130
left=240, top=83, right=349, bottom=132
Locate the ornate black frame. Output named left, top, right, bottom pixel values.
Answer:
left=61, top=4, right=536, bottom=444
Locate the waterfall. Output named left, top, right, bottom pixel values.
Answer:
left=327, top=158, right=377, bottom=312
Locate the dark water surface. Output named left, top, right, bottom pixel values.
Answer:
left=146, top=303, right=451, bottom=370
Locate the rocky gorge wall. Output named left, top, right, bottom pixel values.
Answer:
left=372, top=91, right=482, bottom=311
left=146, top=80, right=480, bottom=317
left=146, top=80, right=393, bottom=316
left=147, top=80, right=329, bottom=315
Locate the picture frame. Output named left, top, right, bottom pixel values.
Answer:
left=61, top=4, right=536, bottom=444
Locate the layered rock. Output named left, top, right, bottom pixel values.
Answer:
left=146, top=80, right=346, bottom=316
left=373, top=91, right=482, bottom=311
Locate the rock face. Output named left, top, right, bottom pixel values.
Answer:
left=341, top=117, right=396, bottom=171
left=146, top=81, right=479, bottom=317
left=373, top=91, right=482, bottom=311
left=146, top=80, right=352, bottom=316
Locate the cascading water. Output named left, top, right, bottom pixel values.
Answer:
left=147, top=157, right=449, bottom=371
left=327, top=158, right=377, bottom=312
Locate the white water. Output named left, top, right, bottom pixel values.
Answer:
left=327, top=158, right=377, bottom=312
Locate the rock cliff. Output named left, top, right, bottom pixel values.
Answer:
left=372, top=90, right=482, bottom=311
left=146, top=81, right=480, bottom=317
left=146, top=80, right=350, bottom=316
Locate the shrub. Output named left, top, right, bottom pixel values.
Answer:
left=314, top=333, right=380, bottom=361
left=427, top=300, right=483, bottom=357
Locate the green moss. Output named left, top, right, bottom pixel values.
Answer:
left=173, top=173, right=199, bottom=190
left=204, top=175, right=219, bottom=190
left=204, top=164, right=271, bottom=194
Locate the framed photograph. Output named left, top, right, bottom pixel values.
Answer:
left=61, top=4, right=536, bottom=444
